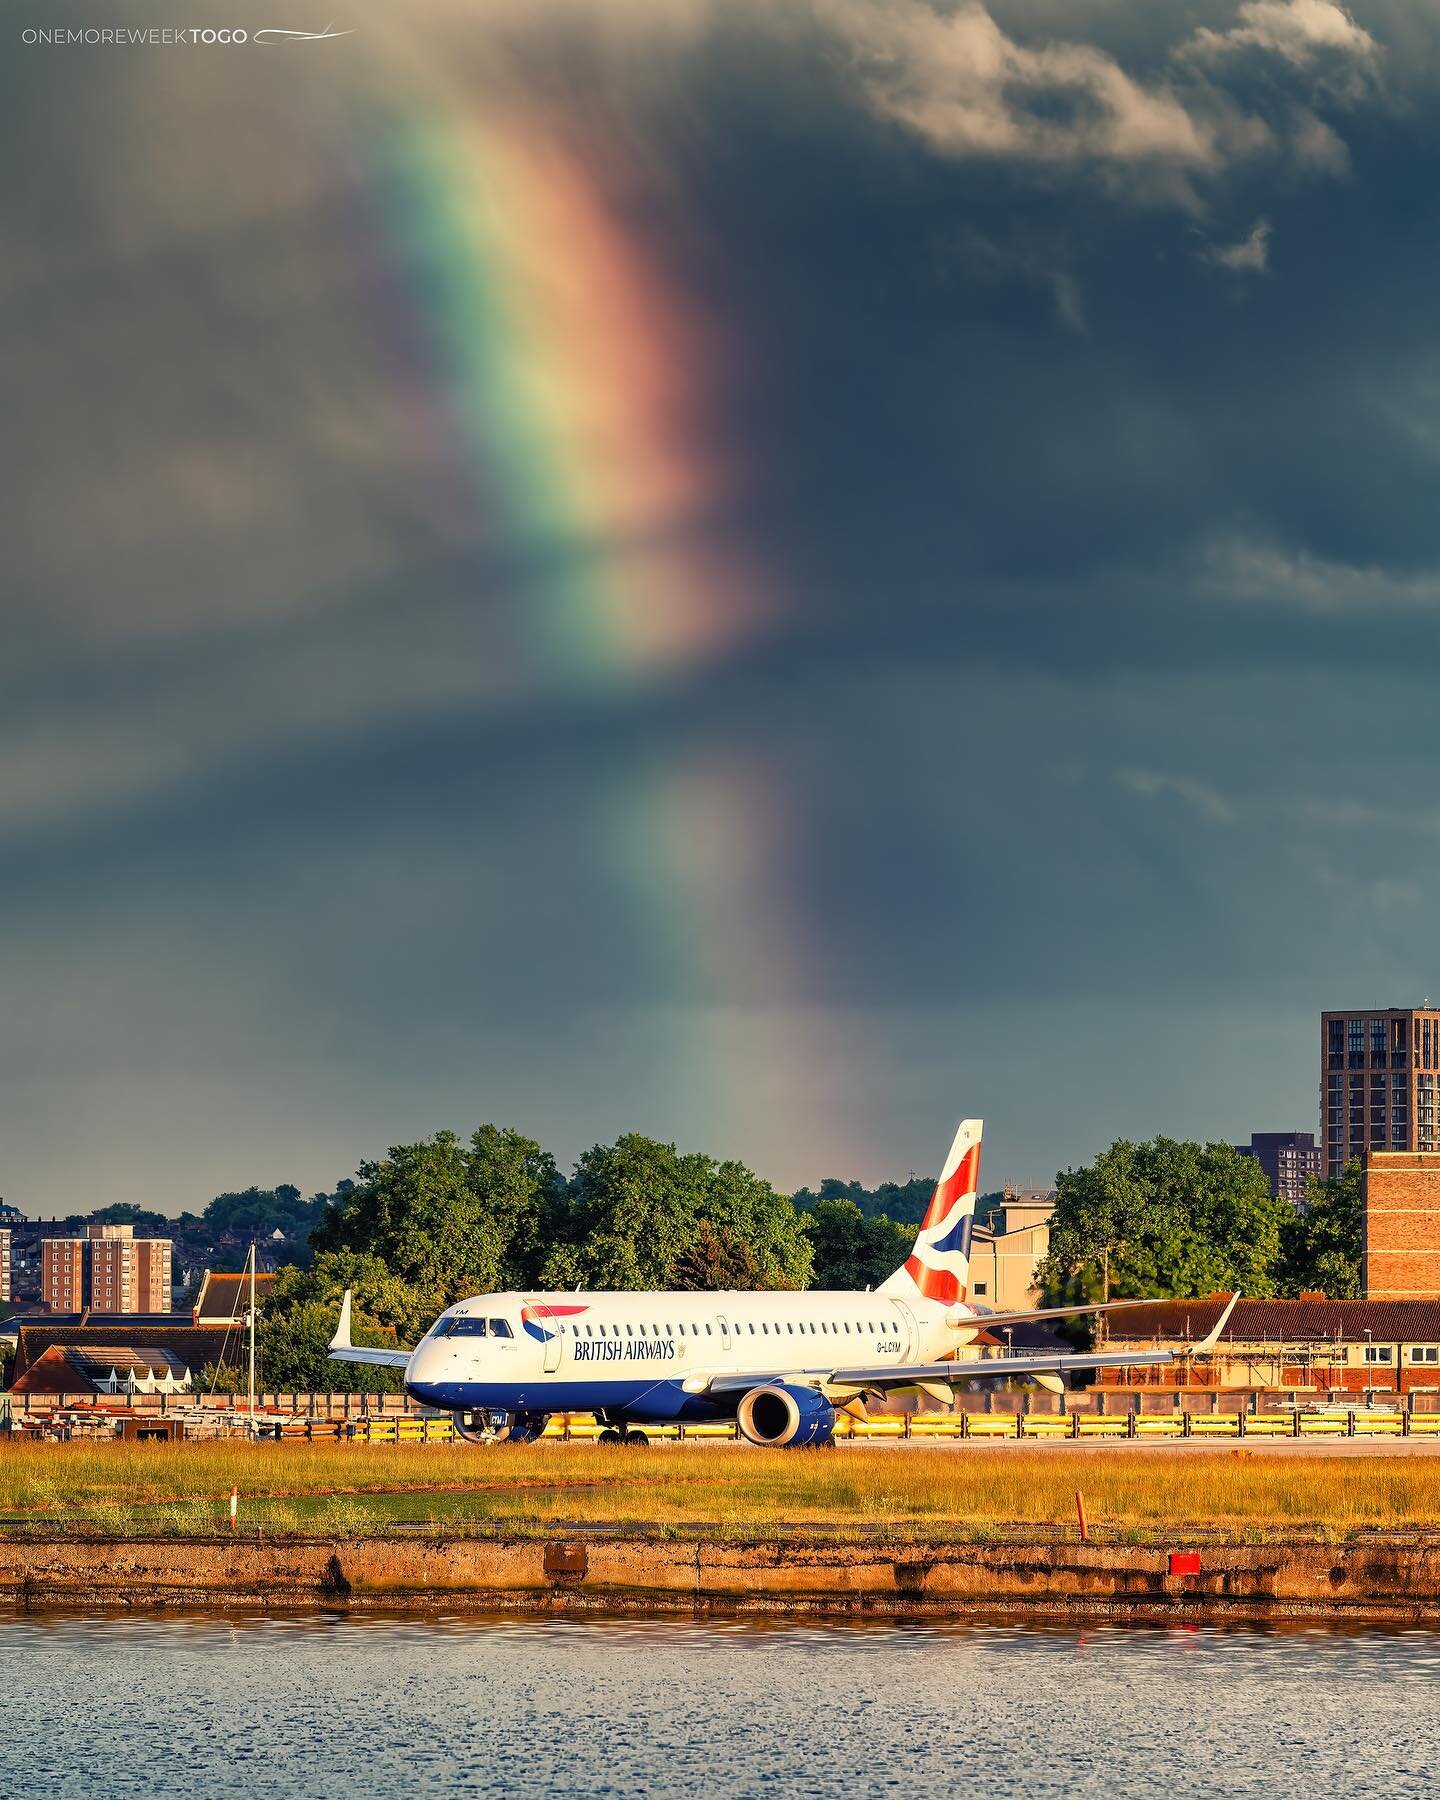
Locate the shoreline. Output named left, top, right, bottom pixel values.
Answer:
left=5, top=1534, right=1440, bottom=1623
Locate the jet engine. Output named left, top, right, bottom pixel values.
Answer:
left=736, top=1383, right=836, bottom=1448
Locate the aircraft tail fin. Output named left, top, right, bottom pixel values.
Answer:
left=878, top=1118, right=983, bottom=1306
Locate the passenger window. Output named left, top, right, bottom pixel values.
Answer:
left=786, top=1323, right=793, bottom=1334
left=705, top=1324, right=712, bottom=1336
left=627, top=1324, right=634, bottom=1337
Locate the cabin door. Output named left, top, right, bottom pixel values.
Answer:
left=890, top=1298, right=921, bottom=1362
left=543, top=1324, right=563, bottom=1374
left=717, top=1313, right=732, bottom=1351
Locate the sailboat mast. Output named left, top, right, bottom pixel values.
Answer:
left=247, top=1240, right=256, bottom=1417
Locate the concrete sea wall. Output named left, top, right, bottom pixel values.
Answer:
left=4, top=1535, right=1440, bottom=1621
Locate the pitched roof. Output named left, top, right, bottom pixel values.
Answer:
left=13, top=1321, right=237, bottom=1379
left=193, top=1271, right=276, bottom=1324
left=1102, top=1296, right=1440, bottom=1344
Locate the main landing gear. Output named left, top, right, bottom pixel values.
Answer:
left=597, top=1426, right=650, bottom=1447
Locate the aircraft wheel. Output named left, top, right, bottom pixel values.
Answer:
left=624, top=1429, right=650, bottom=1447
left=598, top=1427, right=623, bottom=1445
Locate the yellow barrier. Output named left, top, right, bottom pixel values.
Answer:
left=311, top=1405, right=1440, bottom=1446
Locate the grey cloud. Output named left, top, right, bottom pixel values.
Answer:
left=1204, top=215, right=1273, bottom=270
left=1115, top=769, right=1238, bottom=824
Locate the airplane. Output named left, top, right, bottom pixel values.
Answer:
left=328, top=1117, right=1237, bottom=1446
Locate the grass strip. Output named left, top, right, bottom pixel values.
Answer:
left=2, top=1441, right=1440, bottom=1542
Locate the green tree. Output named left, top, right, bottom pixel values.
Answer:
left=203, top=1185, right=329, bottom=1242
left=673, top=1220, right=764, bottom=1290
left=310, top=1127, right=565, bottom=1312
left=253, top=1253, right=419, bottom=1393
left=801, top=1198, right=913, bottom=1290
left=1038, top=1137, right=1290, bottom=1302
left=551, top=1134, right=812, bottom=1291
left=89, top=1203, right=171, bottom=1231
left=1279, top=1159, right=1362, bottom=1299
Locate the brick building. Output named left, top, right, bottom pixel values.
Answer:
left=8, top=1318, right=235, bottom=1393
left=1321, top=1006, right=1440, bottom=1179
left=41, top=1224, right=172, bottom=1314
left=1362, top=1152, right=1440, bottom=1300
left=0, top=1229, right=10, bottom=1303
left=1097, top=1296, right=1440, bottom=1395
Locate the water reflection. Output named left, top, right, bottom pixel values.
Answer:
left=3, top=1610, right=1437, bottom=1797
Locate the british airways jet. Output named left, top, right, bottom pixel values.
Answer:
left=329, top=1119, right=1235, bottom=1446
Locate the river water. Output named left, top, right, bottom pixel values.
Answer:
left=2, top=1610, right=1437, bottom=1797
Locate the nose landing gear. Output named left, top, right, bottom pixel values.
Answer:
left=453, top=1409, right=548, bottom=1445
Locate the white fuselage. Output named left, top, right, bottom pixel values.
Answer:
left=403, top=1286, right=977, bottom=1422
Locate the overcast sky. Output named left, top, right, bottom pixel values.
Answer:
left=4, top=0, right=1440, bottom=1213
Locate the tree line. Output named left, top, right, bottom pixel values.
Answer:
left=218, top=1126, right=1361, bottom=1394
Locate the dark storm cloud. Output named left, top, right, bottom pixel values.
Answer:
left=4, top=0, right=1440, bottom=1205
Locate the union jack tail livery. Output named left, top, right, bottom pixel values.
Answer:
left=879, top=1118, right=982, bottom=1307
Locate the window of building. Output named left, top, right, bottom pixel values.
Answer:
left=1409, top=1346, right=1439, bottom=1365
left=1393, top=1018, right=1409, bottom=1050
left=973, top=1282, right=988, bottom=1296
left=1363, top=1345, right=1393, bottom=1363
left=1329, top=1019, right=1346, bottom=1054
left=1372, top=1018, right=1387, bottom=1058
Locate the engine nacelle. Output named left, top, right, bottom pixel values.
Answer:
left=736, top=1383, right=836, bottom=1448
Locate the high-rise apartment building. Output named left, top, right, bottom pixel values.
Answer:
left=41, top=1237, right=85, bottom=1311
left=0, top=1229, right=10, bottom=1303
left=1321, top=1008, right=1440, bottom=1180
left=40, top=1224, right=172, bottom=1314
left=1235, top=1132, right=1322, bottom=1205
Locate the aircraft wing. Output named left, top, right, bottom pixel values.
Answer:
left=962, top=1297, right=1170, bottom=1331
left=327, top=1288, right=412, bottom=1370
left=689, top=1293, right=1238, bottom=1399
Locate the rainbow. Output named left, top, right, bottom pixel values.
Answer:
left=375, top=110, right=765, bottom=684
left=350, top=67, right=876, bottom=1181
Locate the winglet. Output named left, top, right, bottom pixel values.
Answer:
left=1195, top=1291, right=1240, bottom=1355
left=330, top=1288, right=354, bottom=1353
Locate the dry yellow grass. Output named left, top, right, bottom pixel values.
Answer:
left=4, top=1440, right=1440, bottom=1541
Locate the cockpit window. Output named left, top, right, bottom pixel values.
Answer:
left=435, top=1317, right=489, bottom=1337
left=489, top=1318, right=513, bottom=1338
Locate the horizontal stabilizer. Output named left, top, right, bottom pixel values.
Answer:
left=327, top=1288, right=412, bottom=1370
